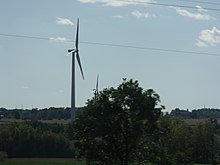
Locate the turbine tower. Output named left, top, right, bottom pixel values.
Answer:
left=68, top=18, right=84, bottom=120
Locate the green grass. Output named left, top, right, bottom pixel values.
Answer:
left=0, top=158, right=85, bottom=165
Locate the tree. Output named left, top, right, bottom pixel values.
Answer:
left=157, top=116, right=192, bottom=165
left=191, top=120, right=216, bottom=164
left=73, top=79, right=164, bottom=165
left=0, top=122, right=74, bottom=158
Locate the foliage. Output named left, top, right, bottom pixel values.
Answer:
left=0, top=159, right=85, bottom=165
left=73, top=79, right=164, bottom=165
left=0, top=107, right=71, bottom=120
left=0, top=158, right=212, bottom=165
left=171, top=108, right=220, bottom=119
left=0, top=151, right=8, bottom=161
left=0, top=121, right=73, bottom=158
left=191, top=120, right=217, bottom=164
left=0, top=114, right=219, bottom=164
left=156, top=116, right=220, bottom=165
left=155, top=116, right=193, bottom=165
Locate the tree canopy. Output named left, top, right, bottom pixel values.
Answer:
left=73, top=79, right=164, bottom=165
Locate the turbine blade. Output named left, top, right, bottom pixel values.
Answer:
left=76, top=52, right=84, bottom=80
left=96, top=74, right=99, bottom=93
left=75, top=18, right=79, bottom=50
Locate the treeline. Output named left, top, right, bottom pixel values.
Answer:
left=1, top=107, right=220, bottom=121
left=0, top=107, right=82, bottom=120
left=0, top=121, right=75, bottom=158
left=171, top=108, right=220, bottom=119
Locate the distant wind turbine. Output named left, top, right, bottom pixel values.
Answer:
left=93, top=74, right=99, bottom=99
left=68, top=18, right=84, bottom=120
left=95, top=74, right=99, bottom=98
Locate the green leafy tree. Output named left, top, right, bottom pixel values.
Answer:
left=73, top=79, right=163, bottom=165
left=0, top=122, right=74, bottom=158
left=157, top=116, right=192, bottom=165
left=191, top=120, right=216, bottom=164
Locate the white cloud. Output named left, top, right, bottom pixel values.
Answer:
left=131, top=10, right=156, bottom=19
left=49, top=37, right=69, bottom=42
left=196, top=39, right=208, bottom=47
left=78, top=0, right=155, bottom=7
left=56, top=17, right=74, bottom=26
left=175, top=6, right=215, bottom=21
left=196, top=27, right=220, bottom=47
left=112, top=15, right=124, bottom=19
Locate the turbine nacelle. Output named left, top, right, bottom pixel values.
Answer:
left=68, top=49, right=75, bottom=53
left=68, top=49, right=79, bottom=53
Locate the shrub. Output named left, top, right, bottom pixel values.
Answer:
left=0, top=151, right=8, bottom=161
left=172, top=152, right=193, bottom=165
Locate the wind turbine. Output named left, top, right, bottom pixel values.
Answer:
left=93, top=74, right=99, bottom=98
left=68, top=18, right=84, bottom=120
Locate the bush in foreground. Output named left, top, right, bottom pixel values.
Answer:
left=0, top=151, right=8, bottom=161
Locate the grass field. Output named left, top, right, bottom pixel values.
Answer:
left=0, top=158, right=85, bottom=165
left=0, top=159, right=212, bottom=165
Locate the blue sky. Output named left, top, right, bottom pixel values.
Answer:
left=0, top=0, right=220, bottom=112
